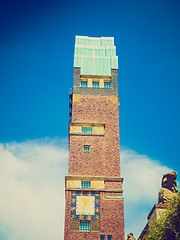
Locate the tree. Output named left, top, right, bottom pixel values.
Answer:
left=143, top=195, right=180, bottom=240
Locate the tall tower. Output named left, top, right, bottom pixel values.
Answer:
left=64, top=36, right=125, bottom=240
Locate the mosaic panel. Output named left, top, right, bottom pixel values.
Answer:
left=71, top=191, right=100, bottom=221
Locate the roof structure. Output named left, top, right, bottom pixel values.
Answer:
left=74, top=36, right=118, bottom=76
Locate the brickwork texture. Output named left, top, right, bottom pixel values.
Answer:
left=64, top=66, right=125, bottom=240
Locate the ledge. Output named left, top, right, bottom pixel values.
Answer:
left=104, top=196, right=124, bottom=199
left=70, top=230, right=100, bottom=233
left=69, top=132, right=104, bottom=136
left=65, top=187, right=123, bottom=193
left=65, top=175, right=123, bottom=182
left=81, top=75, right=111, bottom=79
left=80, top=86, right=111, bottom=88
left=69, top=122, right=105, bottom=126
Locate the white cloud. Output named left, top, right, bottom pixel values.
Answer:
left=0, top=139, right=176, bottom=240
left=0, top=138, right=68, bottom=240
left=121, top=147, right=172, bottom=239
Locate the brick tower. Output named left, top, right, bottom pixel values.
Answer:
left=64, top=36, right=125, bottom=240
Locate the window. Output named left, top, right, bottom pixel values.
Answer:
left=92, top=81, right=99, bottom=88
left=107, top=236, right=112, bottom=240
left=81, top=181, right=91, bottom=189
left=81, top=81, right=88, bottom=87
left=100, top=236, right=105, bottom=240
left=82, top=127, right=92, bottom=134
left=104, top=82, right=111, bottom=88
left=80, top=221, right=90, bottom=231
left=83, top=145, right=90, bottom=152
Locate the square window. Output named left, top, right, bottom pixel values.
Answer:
left=107, top=236, right=112, bottom=240
left=82, top=127, right=92, bottom=134
left=100, top=236, right=105, bottom=240
left=104, top=82, right=111, bottom=88
left=80, top=221, right=90, bottom=231
left=81, top=81, right=88, bottom=87
left=83, top=145, right=90, bottom=152
left=81, top=181, right=91, bottom=189
left=92, top=81, right=99, bottom=88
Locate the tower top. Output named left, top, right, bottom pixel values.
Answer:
left=74, top=36, right=118, bottom=76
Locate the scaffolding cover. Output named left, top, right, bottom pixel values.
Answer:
left=74, top=36, right=118, bottom=76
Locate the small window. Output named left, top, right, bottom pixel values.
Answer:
left=83, top=145, right=90, bottom=152
left=92, top=81, right=99, bottom=88
left=104, top=82, right=111, bottom=88
left=81, top=181, right=91, bottom=189
left=82, top=127, right=92, bottom=134
left=81, top=81, right=88, bottom=87
left=100, top=236, right=105, bottom=240
left=107, top=236, right=112, bottom=240
left=80, top=221, right=90, bottom=231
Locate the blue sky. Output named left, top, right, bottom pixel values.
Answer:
left=0, top=0, right=180, bottom=239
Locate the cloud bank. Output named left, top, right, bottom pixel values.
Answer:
left=0, top=138, right=68, bottom=240
left=0, top=138, right=174, bottom=240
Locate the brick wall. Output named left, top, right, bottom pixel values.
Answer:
left=73, top=68, right=118, bottom=96
left=69, top=94, right=120, bottom=177
left=64, top=190, right=125, bottom=240
left=104, top=181, right=122, bottom=189
left=101, top=192, right=125, bottom=239
left=65, top=67, right=125, bottom=240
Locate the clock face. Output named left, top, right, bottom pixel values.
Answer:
left=76, top=196, right=95, bottom=215
left=71, top=191, right=100, bottom=221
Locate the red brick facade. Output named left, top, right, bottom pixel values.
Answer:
left=64, top=191, right=125, bottom=240
left=64, top=68, right=125, bottom=240
left=69, top=94, right=120, bottom=177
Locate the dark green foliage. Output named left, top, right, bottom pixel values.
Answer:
left=143, top=195, right=180, bottom=240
